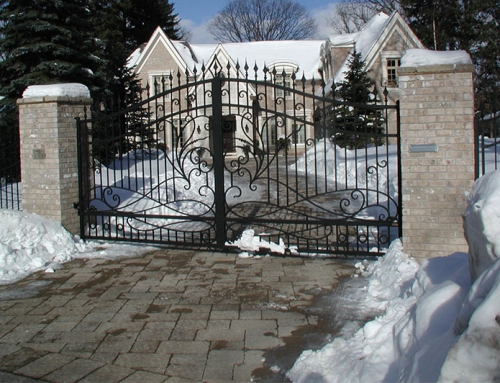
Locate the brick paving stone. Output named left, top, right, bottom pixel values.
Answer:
left=21, top=342, right=66, bottom=353
left=0, top=324, right=47, bottom=343
left=130, top=340, right=159, bottom=353
left=42, top=358, right=104, bottom=383
left=165, top=353, right=207, bottom=381
left=0, top=371, right=48, bottom=383
left=60, top=342, right=100, bottom=359
left=13, top=353, right=74, bottom=379
left=230, top=319, right=277, bottom=331
left=89, top=352, right=118, bottom=364
left=203, top=350, right=244, bottom=382
left=0, top=347, right=47, bottom=372
left=196, top=328, right=245, bottom=343
left=157, top=340, right=209, bottom=355
left=0, top=343, right=21, bottom=357
left=232, top=350, right=265, bottom=382
left=76, top=364, right=133, bottom=383
left=0, top=249, right=355, bottom=382
left=136, top=327, right=173, bottom=342
left=119, top=370, right=168, bottom=383
left=244, top=329, right=284, bottom=350
left=114, top=353, right=170, bottom=373
left=94, top=339, right=135, bottom=354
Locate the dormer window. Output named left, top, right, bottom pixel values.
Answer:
left=381, top=52, right=402, bottom=88
left=270, top=63, right=298, bottom=99
left=275, top=74, right=292, bottom=97
left=386, top=58, right=401, bottom=87
left=150, top=72, right=173, bottom=96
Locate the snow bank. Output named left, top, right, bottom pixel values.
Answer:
left=463, top=170, right=500, bottom=280
left=0, top=210, right=87, bottom=283
left=0, top=209, right=154, bottom=284
left=401, top=49, right=472, bottom=67
left=289, top=171, right=500, bottom=383
left=22, top=83, right=90, bottom=98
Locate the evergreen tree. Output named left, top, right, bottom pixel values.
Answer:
left=400, top=0, right=462, bottom=51
left=90, top=0, right=181, bottom=101
left=0, top=0, right=100, bottom=179
left=329, top=50, right=385, bottom=149
left=400, top=0, right=500, bottom=112
left=0, top=0, right=100, bottom=99
left=88, top=0, right=181, bottom=164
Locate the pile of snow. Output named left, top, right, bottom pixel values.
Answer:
left=401, top=49, right=472, bottom=67
left=0, top=209, right=153, bottom=284
left=463, top=170, right=500, bottom=279
left=0, top=210, right=85, bottom=283
left=225, top=229, right=286, bottom=257
left=22, top=83, right=90, bottom=99
left=289, top=171, right=500, bottom=383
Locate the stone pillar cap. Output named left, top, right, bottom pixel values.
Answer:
left=22, top=83, right=90, bottom=99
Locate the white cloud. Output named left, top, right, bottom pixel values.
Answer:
left=179, top=18, right=217, bottom=44
left=310, top=3, right=337, bottom=39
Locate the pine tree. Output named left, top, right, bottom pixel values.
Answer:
left=400, top=0, right=462, bottom=51
left=329, top=50, right=385, bottom=149
left=0, top=0, right=100, bottom=99
left=0, top=0, right=101, bottom=179
left=90, top=0, right=181, bottom=101
left=88, top=0, right=181, bottom=164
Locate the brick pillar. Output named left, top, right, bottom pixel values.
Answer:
left=398, top=58, right=475, bottom=259
left=17, top=84, right=92, bottom=235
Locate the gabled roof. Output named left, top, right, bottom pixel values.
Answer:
left=331, top=12, right=425, bottom=84
left=185, top=40, right=324, bottom=80
left=130, top=12, right=424, bottom=86
left=130, top=27, right=196, bottom=76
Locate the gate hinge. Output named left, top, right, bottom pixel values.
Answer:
left=73, top=202, right=79, bottom=210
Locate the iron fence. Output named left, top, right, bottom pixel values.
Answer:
left=76, top=62, right=401, bottom=257
left=0, top=123, right=21, bottom=210
left=476, top=110, right=500, bottom=178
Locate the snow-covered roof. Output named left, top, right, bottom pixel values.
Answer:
left=332, top=12, right=391, bottom=85
left=131, top=11, right=424, bottom=86
left=167, top=40, right=324, bottom=80
left=401, top=49, right=472, bottom=67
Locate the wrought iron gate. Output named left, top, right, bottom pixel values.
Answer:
left=0, top=104, right=22, bottom=210
left=76, top=63, right=401, bottom=257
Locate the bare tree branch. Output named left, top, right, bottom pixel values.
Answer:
left=326, top=0, right=404, bottom=35
left=208, top=0, right=318, bottom=42
left=327, top=1, right=377, bottom=34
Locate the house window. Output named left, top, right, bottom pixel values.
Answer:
left=290, top=122, right=305, bottom=144
left=275, top=74, right=291, bottom=98
left=170, top=119, right=184, bottom=148
left=262, top=117, right=278, bottom=147
left=151, top=73, right=172, bottom=95
left=386, top=59, right=401, bottom=87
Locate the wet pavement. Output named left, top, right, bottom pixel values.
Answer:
left=0, top=248, right=355, bottom=382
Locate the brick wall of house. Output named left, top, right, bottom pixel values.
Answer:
left=17, top=95, right=92, bottom=235
left=398, top=63, right=475, bottom=259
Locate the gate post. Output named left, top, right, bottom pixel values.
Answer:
left=398, top=51, right=475, bottom=259
left=211, top=75, right=227, bottom=249
left=17, top=84, right=92, bottom=235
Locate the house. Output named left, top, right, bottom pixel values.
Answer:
left=129, top=11, right=424, bottom=155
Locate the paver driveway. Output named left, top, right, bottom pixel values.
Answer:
left=0, top=249, right=354, bottom=382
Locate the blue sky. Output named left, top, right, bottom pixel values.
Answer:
left=173, top=0, right=340, bottom=43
